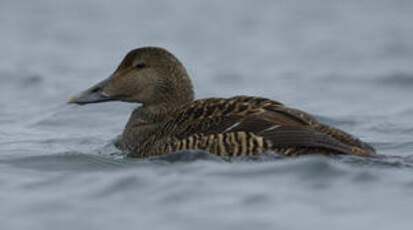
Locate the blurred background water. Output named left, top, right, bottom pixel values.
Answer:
left=1, top=0, right=413, bottom=229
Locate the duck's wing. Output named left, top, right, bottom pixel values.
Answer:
left=157, top=96, right=305, bottom=137
left=259, top=104, right=376, bottom=154
left=131, top=96, right=375, bottom=157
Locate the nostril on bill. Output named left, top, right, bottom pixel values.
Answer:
left=91, top=87, right=101, bottom=93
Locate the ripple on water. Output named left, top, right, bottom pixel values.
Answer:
left=0, top=71, right=44, bottom=88
left=92, top=174, right=146, bottom=198
left=6, top=146, right=413, bottom=173
left=376, top=72, right=413, bottom=88
left=0, top=152, right=131, bottom=172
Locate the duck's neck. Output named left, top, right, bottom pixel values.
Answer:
left=133, top=103, right=178, bottom=124
left=120, top=100, right=193, bottom=152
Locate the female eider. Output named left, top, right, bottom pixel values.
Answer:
left=68, top=47, right=375, bottom=158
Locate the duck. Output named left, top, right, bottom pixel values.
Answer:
left=68, top=47, right=376, bottom=158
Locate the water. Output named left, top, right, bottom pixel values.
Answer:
left=1, top=0, right=413, bottom=229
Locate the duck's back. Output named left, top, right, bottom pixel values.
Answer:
left=129, top=96, right=375, bottom=158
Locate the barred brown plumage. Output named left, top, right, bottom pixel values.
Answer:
left=69, top=47, right=376, bottom=158
left=133, top=131, right=269, bottom=157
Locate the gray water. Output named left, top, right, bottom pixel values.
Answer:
left=1, top=0, right=413, bottom=229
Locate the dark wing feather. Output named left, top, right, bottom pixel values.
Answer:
left=258, top=126, right=354, bottom=155
left=312, top=124, right=376, bottom=154
left=261, top=104, right=375, bottom=154
left=174, top=115, right=243, bottom=138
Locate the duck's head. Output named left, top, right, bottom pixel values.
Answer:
left=68, top=47, right=194, bottom=108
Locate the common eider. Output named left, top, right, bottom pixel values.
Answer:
left=68, top=47, right=376, bottom=158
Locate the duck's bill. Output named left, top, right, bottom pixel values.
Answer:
left=68, top=77, right=116, bottom=105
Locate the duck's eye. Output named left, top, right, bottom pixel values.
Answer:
left=134, top=63, right=146, bottom=69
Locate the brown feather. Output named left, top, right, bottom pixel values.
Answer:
left=130, top=96, right=375, bottom=157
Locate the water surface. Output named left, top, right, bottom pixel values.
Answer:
left=1, top=0, right=413, bottom=229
